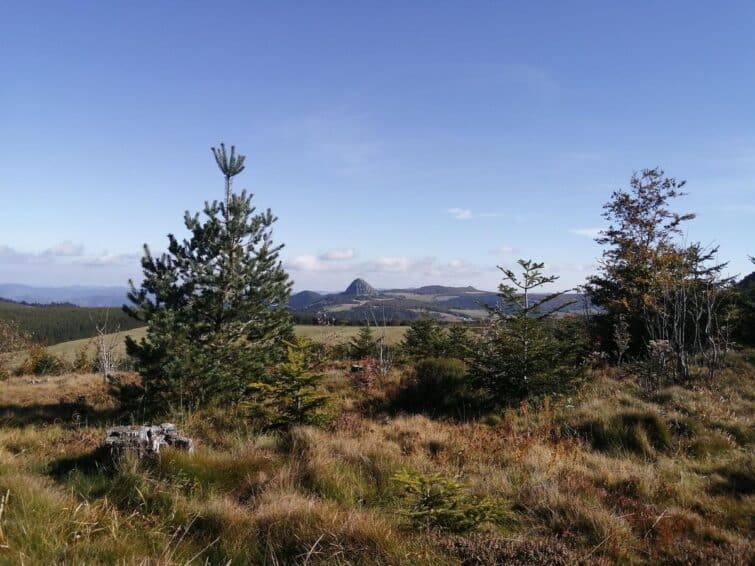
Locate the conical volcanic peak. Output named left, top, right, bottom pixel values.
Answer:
left=343, top=278, right=376, bottom=296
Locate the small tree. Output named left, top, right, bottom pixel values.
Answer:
left=349, top=326, right=377, bottom=359
left=402, top=314, right=449, bottom=358
left=246, top=338, right=328, bottom=429
left=446, top=324, right=470, bottom=360
left=93, top=310, right=120, bottom=383
left=587, top=168, right=695, bottom=354
left=469, top=260, right=579, bottom=403
left=587, top=169, right=733, bottom=382
left=124, top=144, right=293, bottom=413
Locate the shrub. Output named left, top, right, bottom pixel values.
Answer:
left=394, top=358, right=481, bottom=418
left=402, top=315, right=449, bottom=359
left=467, top=260, right=585, bottom=406
left=16, top=345, right=68, bottom=376
left=393, top=469, right=497, bottom=533
left=246, top=338, right=329, bottom=430
left=348, top=326, right=377, bottom=359
left=72, top=345, right=94, bottom=373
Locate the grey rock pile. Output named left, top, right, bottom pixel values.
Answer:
left=104, top=423, right=193, bottom=457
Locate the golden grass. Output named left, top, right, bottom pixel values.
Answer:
left=26, top=324, right=409, bottom=363
left=0, top=354, right=751, bottom=563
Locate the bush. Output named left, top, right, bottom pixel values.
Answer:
left=469, top=318, right=584, bottom=406
left=393, top=470, right=497, bottom=533
left=402, top=315, right=449, bottom=358
left=246, top=339, right=329, bottom=430
left=394, top=358, right=481, bottom=418
left=72, top=345, right=94, bottom=373
left=16, top=345, right=68, bottom=376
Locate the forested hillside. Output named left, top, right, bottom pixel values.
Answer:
left=0, top=299, right=143, bottom=345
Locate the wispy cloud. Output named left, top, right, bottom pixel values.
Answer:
left=287, top=253, right=480, bottom=279
left=447, top=208, right=505, bottom=221
left=0, top=242, right=140, bottom=270
left=318, top=248, right=356, bottom=261
left=489, top=245, right=517, bottom=255
left=76, top=253, right=140, bottom=267
left=42, top=241, right=85, bottom=257
left=448, top=208, right=473, bottom=220
left=0, top=241, right=86, bottom=264
left=570, top=227, right=603, bottom=238
left=288, top=255, right=352, bottom=273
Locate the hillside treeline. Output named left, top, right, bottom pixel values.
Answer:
left=0, top=299, right=142, bottom=345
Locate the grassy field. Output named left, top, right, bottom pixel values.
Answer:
left=0, top=353, right=752, bottom=563
left=40, top=325, right=409, bottom=363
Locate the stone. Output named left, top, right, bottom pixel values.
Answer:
left=104, top=423, right=193, bottom=457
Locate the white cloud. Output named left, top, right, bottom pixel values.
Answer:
left=570, top=228, right=603, bottom=238
left=43, top=241, right=85, bottom=257
left=318, top=248, right=356, bottom=261
left=489, top=245, right=517, bottom=255
left=364, top=256, right=413, bottom=273
left=0, top=242, right=86, bottom=264
left=287, top=255, right=354, bottom=273
left=447, top=208, right=505, bottom=221
left=447, top=208, right=473, bottom=220
left=363, top=256, right=480, bottom=278
left=78, top=253, right=139, bottom=267
left=287, top=252, right=481, bottom=281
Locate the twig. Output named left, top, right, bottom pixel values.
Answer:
left=184, top=536, right=220, bottom=565
left=644, top=509, right=668, bottom=539
left=582, top=534, right=611, bottom=560
left=0, top=489, right=9, bottom=549
left=302, top=534, right=325, bottom=565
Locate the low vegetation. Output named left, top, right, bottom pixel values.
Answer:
left=0, top=351, right=751, bottom=563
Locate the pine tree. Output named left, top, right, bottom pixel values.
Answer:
left=349, top=325, right=377, bottom=359
left=246, top=338, right=328, bottom=429
left=446, top=324, right=470, bottom=360
left=124, top=143, right=293, bottom=413
left=469, top=260, right=578, bottom=403
left=402, top=314, right=450, bottom=358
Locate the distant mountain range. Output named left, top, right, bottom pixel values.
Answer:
left=0, top=284, right=129, bottom=307
left=0, top=279, right=591, bottom=321
left=289, top=278, right=590, bottom=322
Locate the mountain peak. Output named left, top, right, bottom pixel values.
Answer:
left=343, top=278, right=376, bottom=296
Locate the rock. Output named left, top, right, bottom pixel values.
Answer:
left=104, top=423, right=193, bottom=457
left=343, top=278, right=377, bottom=296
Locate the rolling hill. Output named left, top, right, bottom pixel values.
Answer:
left=0, top=298, right=143, bottom=345
left=0, top=284, right=128, bottom=307
left=1, top=279, right=592, bottom=341
left=289, top=278, right=590, bottom=322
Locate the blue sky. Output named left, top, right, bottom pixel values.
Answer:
left=1, top=1, right=753, bottom=292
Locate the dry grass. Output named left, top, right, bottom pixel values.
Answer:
left=29, top=325, right=409, bottom=364
left=0, top=353, right=752, bottom=563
